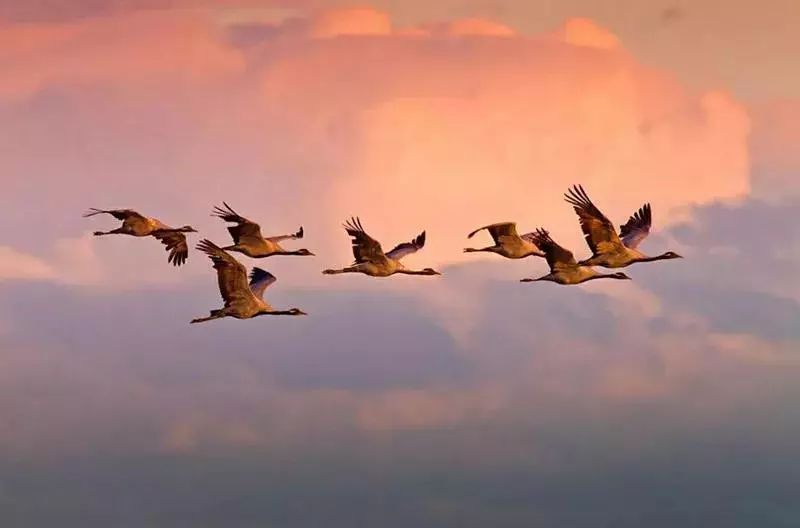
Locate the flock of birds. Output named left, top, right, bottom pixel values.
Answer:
left=84, top=185, right=682, bottom=324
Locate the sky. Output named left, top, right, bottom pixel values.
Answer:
left=0, top=1, right=798, bottom=526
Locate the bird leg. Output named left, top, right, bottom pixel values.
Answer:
left=520, top=275, right=550, bottom=283
left=190, top=310, right=225, bottom=324
left=93, top=227, right=126, bottom=236
left=463, top=245, right=498, bottom=253
left=322, top=266, right=358, bottom=275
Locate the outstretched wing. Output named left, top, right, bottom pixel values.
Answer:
left=531, top=228, right=577, bottom=271
left=619, top=203, right=652, bottom=249
left=196, top=239, right=252, bottom=307
left=248, top=267, right=277, bottom=300
left=564, top=185, right=623, bottom=256
left=385, top=231, right=426, bottom=261
left=467, top=222, right=518, bottom=244
left=519, top=231, right=545, bottom=254
left=343, top=217, right=385, bottom=264
left=267, top=226, right=303, bottom=243
left=83, top=208, right=146, bottom=222
left=152, top=231, right=189, bottom=266
left=212, top=202, right=265, bottom=246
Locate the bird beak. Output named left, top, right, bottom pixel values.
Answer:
left=298, top=310, right=308, bottom=316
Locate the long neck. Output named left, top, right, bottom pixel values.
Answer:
left=396, top=269, right=430, bottom=276
left=634, top=253, right=670, bottom=263
left=259, top=309, right=294, bottom=316
left=584, top=273, right=619, bottom=282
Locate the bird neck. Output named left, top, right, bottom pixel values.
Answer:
left=586, top=272, right=626, bottom=281
left=259, top=309, right=290, bottom=316
left=397, top=268, right=429, bottom=276
left=635, top=253, right=668, bottom=263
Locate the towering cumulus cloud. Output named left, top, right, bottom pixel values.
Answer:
left=0, top=6, right=749, bottom=278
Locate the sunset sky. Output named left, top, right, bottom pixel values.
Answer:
left=1, top=1, right=799, bottom=526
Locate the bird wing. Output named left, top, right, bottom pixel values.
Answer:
left=152, top=231, right=189, bottom=267
left=619, top=203, right=652, bottom=249
left=83, top=208, right=147, bottom=222
left=385, top=231, right=426, bottom=261
left=212, top=202, right=265, bottom=246
left=248, top=267, right=277, bottom=300
left=519, top=231, right=540, bottom=245
left=564, top=185, right=623, bottom=256
left=343, top=217, right=386, bottom=264
left=267, top=226, right=303, bottom=243
left=467, top=222, right=518, bottom=244
left=531, top=228, right=577, bottom=271
left=196, top=239, right=254, bottom=307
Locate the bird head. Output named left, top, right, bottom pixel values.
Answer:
left=288, top=308, right=308, bottom=316
left=422, top=268, right=442, bottom=276
left=180, top=225, right=199, bottom=233
left=660, top=251, right=683, bottom=260
left=612, top=272, right=632, bottom=280
left=295, top=248, right=315, bottom=256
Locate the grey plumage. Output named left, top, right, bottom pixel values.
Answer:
left=323, top=217, right=440, bottom=277
left=83, top=208, right=196, bottom=267
left=564, top=185, right=682, bottom=268
left=212, top=202, right=313, bottom=258
left=191, top=239, right=306, bottom=324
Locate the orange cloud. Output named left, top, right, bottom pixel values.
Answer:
left=309, top=7, right=392, bottom=38
left=556, top=17, right=621, bottom=49
left=443, top=17, right=515, bottom=37
left=0, top=10, right=244, bottom=101
left=0, top=8, right=750, bottom=282
left=750, top=99, right=800, bottom=199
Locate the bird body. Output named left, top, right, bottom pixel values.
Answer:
left=83, top=208, right=196, bottom=266
left=212, top=203, right=312, bottom=258
left=323, top=217, right=440, bottom=277
left=191, top=239, right=306, bottom=324
left=564, top=185, right=682, bottom=268
left=464, top=222, right=544, bottom=259
left=520, top=229, right=631, bottom=285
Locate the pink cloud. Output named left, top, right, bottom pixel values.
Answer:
left=0, top=246, right=55, bottom=281
left=0, top=7, right=750, bottom=283
left=309, top=7, right=392, bottom=38
left=0, top=10, right=244, bottom=102
left=749, top=98, right=800, bottom=199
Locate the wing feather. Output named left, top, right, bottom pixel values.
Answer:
left=152, top=231, right=189, bottom=267
left=196, top=239, right=253, bottom=307
left=212, top=202, right=265, bottom=246
left=564, top=185, right=623, bottom=256
left=385, top=231, right=426, bottom=261
left=248, top=267, right=277, bottom=300
left=467, top=222, right=518, bottom=244
left=531, top=228, right=577, bottom=271
left=83, top=208, right=146, bottom=222
left=619, top=203, right=652, bottom=249
left=343, top=217, right=385, bottom=264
